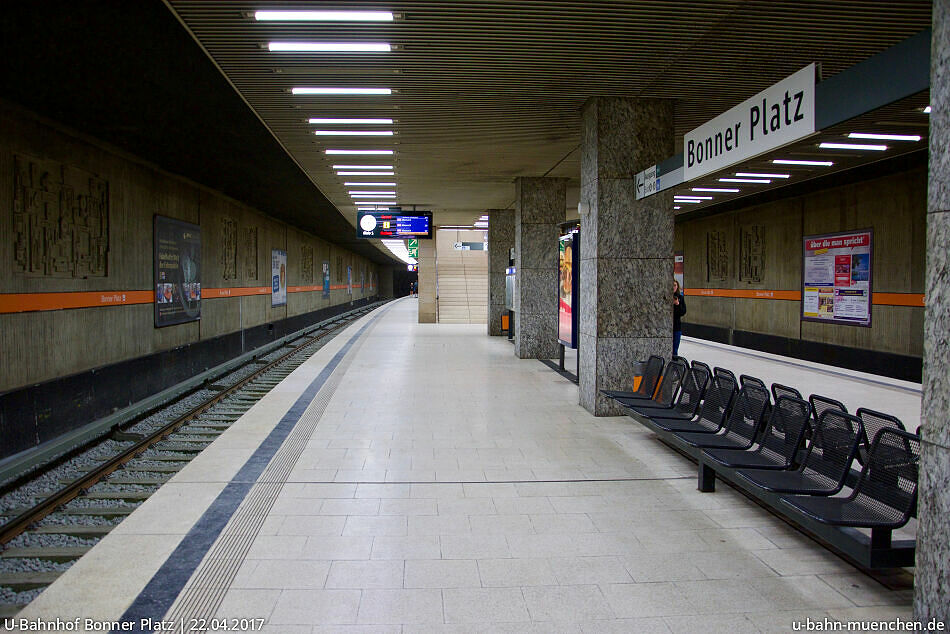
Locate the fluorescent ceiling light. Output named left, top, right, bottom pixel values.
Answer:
left=773, top=159, right=834, bottom=166
left=478, top=215, right=489, bottom=220
left=350, top=194, right=397, bottom=198
left=344, top=182, right=396, bottom=186
left=674, top=196, right=712, bottom=200
left=314, top=130, right=393, bottom=136
left=326, top=149, right=393, bottom=155
left=292, top=87, right=391, bottom=95
left=674, top=206, right=681, bottom=210
left=924, top=106, right=932, bottom=114
left=310, top=118, right=393, bottom=125
left=735, top=172, right=790, bottom=178
left=691, top=188, right=740, bottom=193
left=719, top=178, right=770, bottom=184
left=850, top=132, right=921, bottom=142
left=338, top=171, right=395, bottom=175
left=332, top=164, right=393, bottom=169
left=349, top=191, right=396, bottom=196
left=474, top=222, right=489, bottom=227
left=255, top=11, right=394, bottom=22
left=819, top=142, right=887, bottom=151
left=674, top=200, right=702, bottom=204
left=269, top=42, right=390, bottom=53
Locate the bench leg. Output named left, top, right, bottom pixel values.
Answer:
left=698, top=460, right=716, bottom=492
left=871, top=529, right=892, bottom=549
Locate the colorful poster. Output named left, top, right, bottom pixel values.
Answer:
left=802, top=230, right=872, bottom=327
left=674, top=251, right=685, bottom=289
left=153, top=215, right=201, bottom=328
left=271, top=249, right=287, bottom=307
left=558, top=224, right=579, bottom=348
left=347, top=266, right=352, bottom=295
left=322, top=261, right=330, bottom=298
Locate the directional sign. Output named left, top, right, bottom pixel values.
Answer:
left=635, top=165, right=657, bottom=200
left=407, top=238, right=418, bottom=258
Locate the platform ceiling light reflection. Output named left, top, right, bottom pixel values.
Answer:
left=269, top=42, right=391, bottom=53
left=773, top=159, right=834, bottom=166
left=819, top=142, right=887, bottom=151
left=735, top=172, right=790, bottom=178
left=310, top=118, right=393, bottom=125
left=314, top=130, right=393, bottom=136
left=332, top=165, right=393, bottom=170
left=255, top=11, right=394, bottom=22
left=292, top=87, right=391, bottom=95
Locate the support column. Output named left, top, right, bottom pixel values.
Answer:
left=514, top=177, right=567, bottom=358
left=914, top=1, right=950, bottom=622
left=579, top=97, right=675, bottom=416
left=487, top=209, right=514, bottom=335
left=417, top=230, right=437, bottom=323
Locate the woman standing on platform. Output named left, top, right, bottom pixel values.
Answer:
left=672, top=279, right=686, bottom=357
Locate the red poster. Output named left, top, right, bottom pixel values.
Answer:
left=834, top=255, right=851, bottom=287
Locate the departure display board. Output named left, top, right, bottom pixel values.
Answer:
left=802, top=229, right=872, bottom=327
left=357, top=211, right=432, bottom=239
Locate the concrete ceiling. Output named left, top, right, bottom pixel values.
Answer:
left=165, top=0, right=933, bottom=229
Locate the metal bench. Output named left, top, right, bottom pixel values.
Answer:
left=673, top=383, right=770, bottom=450
left=631, top=362, right=709, bottom=420
left=855, top=408, right=905, bottom=466
left=601, top=354, right=664, bottom=401
left=648, top=372, right=737, bottom=433
left=612, top=357, right=688, bottom=409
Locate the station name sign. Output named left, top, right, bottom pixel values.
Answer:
left=684, top=64, right=816, bottom=181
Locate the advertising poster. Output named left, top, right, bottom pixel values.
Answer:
left=802, top=230, right=872, bottom=327
left=674, top=251, right=685, bottom=289
left=322, top=261, right=330, bottom=298
left=347, top=266, right=352, bottom=295
left=154, top=215, right=201, bottom=328
left=271, top=249, right=287, bottom=307
left=360, top=269, right=365, bottom=295
left=558, top=224, right=580, bottom=348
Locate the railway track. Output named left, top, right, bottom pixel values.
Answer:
left=0, top=302, right=382, bottom=616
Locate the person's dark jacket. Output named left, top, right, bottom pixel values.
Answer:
left=673, top=292, right=686, bottom=331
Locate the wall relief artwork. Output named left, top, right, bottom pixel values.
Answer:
left=739, top=225, right=765, bottom=283
left=301, top=245, right=314, bottom=284
left=242, top=226, right=258, bottom=281
left=706, top=230, right=729, bottom=282
left=219, top=216, right=237, bottom=280
left=13, top=155, right=109, bottom=278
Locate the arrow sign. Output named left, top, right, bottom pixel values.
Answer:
left=634, top=165, right=657, bottom=201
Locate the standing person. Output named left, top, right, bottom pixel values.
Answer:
left=672, top=279, right=686, bottom=357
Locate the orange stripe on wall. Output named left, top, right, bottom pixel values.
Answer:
left=0, top=284, right=373, bottom=314
left=0, top=290, right=154, bottom=314
left=685, top=288, right=925, bottom=306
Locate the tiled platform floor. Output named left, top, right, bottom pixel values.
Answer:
left=19, top=298, right=919, bottom=633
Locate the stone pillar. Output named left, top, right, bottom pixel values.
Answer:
left=579, top=97, right=675, bottom=416
left=417, top=231, right=437, bottom=323
left=513, top=177, right=566, bottom=358
left=487, top=209, right=514, bottom=335
left=914, top=1, right=950, bottom=623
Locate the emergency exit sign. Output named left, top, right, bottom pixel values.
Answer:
left=407, top=238, right=418, bottom=258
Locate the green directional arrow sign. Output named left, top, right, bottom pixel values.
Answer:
left=407, top=238, right=418, bottom=258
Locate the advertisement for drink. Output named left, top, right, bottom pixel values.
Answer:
left=271, top=249, right=287, bottom=307
left=558, top=224, right=579, bottom=348
left=802, top=229, right=872, bottom=327
left=153, top=215, right=201, bottom=328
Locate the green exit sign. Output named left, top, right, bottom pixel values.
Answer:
left=407, top=238, right=418, bottom=258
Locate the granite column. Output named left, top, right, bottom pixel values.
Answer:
left=487, top=209, right=514, bottom=335
left=514, top=177, right=567, bottom=358
left=913, top=0, right=950, bottom=622
left=579, top=97, right=675, bottom=416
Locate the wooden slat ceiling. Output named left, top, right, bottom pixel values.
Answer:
left=165, top=0, right=932, bottom=226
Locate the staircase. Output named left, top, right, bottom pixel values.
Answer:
left=436, top=230, right=488, bottom=324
